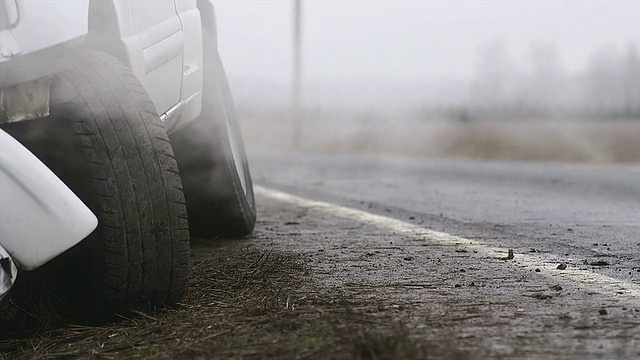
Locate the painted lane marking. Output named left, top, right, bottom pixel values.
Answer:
left=255, top=185, right=640, bottom=305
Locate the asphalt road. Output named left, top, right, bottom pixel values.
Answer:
left=251, top=150, right=640, bottom=276
left=248, top=149, right=640, bottom=358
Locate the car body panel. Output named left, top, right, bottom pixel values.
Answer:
left=0, top=129, right=98, bottom=271
left=110, top=0, right=183, bottom=114
left=170, top=1, right=203, bottom=134
left=0, top=0, right=90, bottom=88
left=0, top=0, right=89, bottom=59
left=1, top=0, right=210, bottom=132
left=84, top=0, right=205, bottom=133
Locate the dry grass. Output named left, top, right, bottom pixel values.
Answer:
left=0, top=239, right=467, bottom=359
left=437, top=121, right=640, bottom=162
left=240, top=113, right=640, bottom=163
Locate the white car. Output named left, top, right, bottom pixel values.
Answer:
left=0, top=0, right=256, bottom=322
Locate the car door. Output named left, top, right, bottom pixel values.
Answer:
left=112, top=0, right=183, bottom=114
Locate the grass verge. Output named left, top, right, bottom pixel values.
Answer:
left=0, top=239, right=468, bottom=359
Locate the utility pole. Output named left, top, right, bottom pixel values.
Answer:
left=292, top=0, right=303, bottom=149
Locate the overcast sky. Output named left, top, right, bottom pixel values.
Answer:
left=215, top=1, right=639, bottom=84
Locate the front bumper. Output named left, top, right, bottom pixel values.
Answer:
left=0, top=128, right=98, bottom=271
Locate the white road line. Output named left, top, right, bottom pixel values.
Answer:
left=255, top=185, right=640, bottom=305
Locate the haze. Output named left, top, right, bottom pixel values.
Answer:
left=216, top=1, right=640, bottom=162
left=216, top=1, right=639, bottom=84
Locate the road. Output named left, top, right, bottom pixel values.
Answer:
left=249, top=149, right=640, bottom=358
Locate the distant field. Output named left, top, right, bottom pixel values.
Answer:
left=240, top=112, right=640, bottom=163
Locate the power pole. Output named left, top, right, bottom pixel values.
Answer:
left=292, top=0, right=303, bottom=149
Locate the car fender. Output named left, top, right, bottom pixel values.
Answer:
left=0, top=129, right=97, bottom=271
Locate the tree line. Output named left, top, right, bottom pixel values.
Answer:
left=464, top=41, right=640, bottom=121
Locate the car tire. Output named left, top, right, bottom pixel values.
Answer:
left=169, top=30, right=256, bottom=239
left=5, top=51, right=190, bottom=322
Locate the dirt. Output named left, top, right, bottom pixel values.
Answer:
left=2, top=190, right=639, bottom=359
left=0, top=201, right=467, bottom=359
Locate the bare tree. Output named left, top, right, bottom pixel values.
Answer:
left=622, top=42, right=640, bottom=117
left=528, top=42, right=565, bottom=114
left=471, top=41, right=517, bottom=108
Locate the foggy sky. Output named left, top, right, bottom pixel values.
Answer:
left=215, top=1, right=640, bottom=84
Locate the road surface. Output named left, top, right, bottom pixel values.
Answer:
left=249, top=149, right=640, bottom=358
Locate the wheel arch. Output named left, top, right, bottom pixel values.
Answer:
left=83, top=0, right=133, bottom=72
